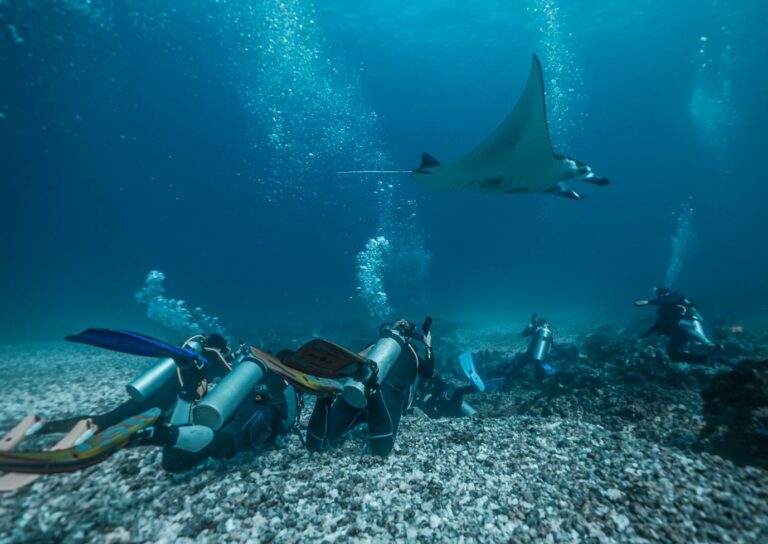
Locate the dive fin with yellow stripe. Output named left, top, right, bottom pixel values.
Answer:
left=0, top=408, right=160, bottom=484
left=250, top=347, right=344, bottom=395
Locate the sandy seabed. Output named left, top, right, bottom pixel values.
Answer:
left=1, top=342, right=767, bottom=543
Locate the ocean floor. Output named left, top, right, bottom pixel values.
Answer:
left=1, top=327, right=768, bottom=543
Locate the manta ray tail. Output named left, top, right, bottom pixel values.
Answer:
left=335, top=170, right=413, bottom=175
left=336, top=153, right=443, bottom=176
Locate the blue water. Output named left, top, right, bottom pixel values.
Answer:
left=1, top=0, right=767, bottom=344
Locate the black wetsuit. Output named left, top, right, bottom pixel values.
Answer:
left=414, top=375, right=476, bottom=418
left=640, top=293, right=715, bottom=363
left=306, top=337, right=434, bottom=456
left=162, top=370, right=295, bottom=473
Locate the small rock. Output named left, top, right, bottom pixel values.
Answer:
left=612, top=513, right=630, bottom=532
left=104, top=527, right=131, bottom=544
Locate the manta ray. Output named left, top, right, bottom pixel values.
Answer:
left=340, top=54, right=609, bottom=200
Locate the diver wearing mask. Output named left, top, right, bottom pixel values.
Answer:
left=306, top=318, right=434, bottom=456
left=635, top=287, right=731, bottom=366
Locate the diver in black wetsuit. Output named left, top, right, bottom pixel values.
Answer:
left=155, top=338, right=297, bottom=473
left=635, top=287, right=731, bottom=366
left=66, top=334, right=296, bottom=473
left=414, top=375, right=480, bottom=418
left=305, top=318, right=434, bottom=456
left=0, top=331, right=298, bottom=484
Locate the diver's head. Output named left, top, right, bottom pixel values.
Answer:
left=654, top=287, right=672, bottom=298
left=204, top=334, right=228, bottom=352
left=392, top=319, right=417, bottom=337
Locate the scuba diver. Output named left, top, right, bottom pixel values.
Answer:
left=414, top=351, right=502, bottom=418
left=305, top=318, right=434, bottom=457
left=415, top=375, right=479, bottom=417
left=155, top=338, right=297, bottom=473
left=635, top=287, right=732, bottom=366
left=507, top=314, right=558, bottom=381
left=0, top=329, right=297, bottom=489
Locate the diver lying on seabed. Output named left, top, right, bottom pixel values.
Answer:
left=0, top=330, right=298, bottom=489
left=413, top=350, right=502, bottom=418
left=148, top=336, right=298, bottom=474
left=635, top=287, right=732, bottom=366
left=305, top=318, right=434, bottom=456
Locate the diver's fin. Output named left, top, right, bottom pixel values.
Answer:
left=250, top=347, right=344, bottom=395
left=0, top=409, right=160, bottom=478
left=0, top=418, right=96, bottom=492
left=483, top=377, right=506, bottom=392
left=459, top=351, right=485, bottom=392
left=0, top=416, right=45, bottom=452
left=285, top=339, right=368, bottom=379
left=419, top=153, right=441, bottom=169
left=540, top=362, right=558, bottom=376
left=67, top=328, right=204, bottom=367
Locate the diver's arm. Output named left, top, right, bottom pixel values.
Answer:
left=418, top=332, right=435, bottom=378
left=648, top=295, right=686, bottom=307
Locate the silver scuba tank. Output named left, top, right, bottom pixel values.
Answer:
left=125, top=339, right=203, bottom=403
left=126, top=357, right=178, bottom=403
left=193, top=356, right=266, bottom=430
left=342, top=330, right=405, bottom=409
left=530, top=323, right=554, bottom=363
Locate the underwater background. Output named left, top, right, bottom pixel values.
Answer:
left=1, top=0, right=767, bottom=345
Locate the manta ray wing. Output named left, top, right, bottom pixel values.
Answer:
left=414, top=55, right=606, bottom=196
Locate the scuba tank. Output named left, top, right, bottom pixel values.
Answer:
left=342, top=317, right=431, bottom=409
left=342, top=329, right=405, bottom=409
left=126, top=357, right=178, bottom=403
left=125, top=339, right=204, bottom=403
left=193, top=353, right=266, bottom=430
left=529, top=320, right=554, bottom=363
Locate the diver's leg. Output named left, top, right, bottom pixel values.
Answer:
left=683, top=321, right=734, bottom=365
left=306, top=397, right=332, bottom=452
left=306, top=396, right=365, bottom=452
left=40, top=374, right=181, bottom=435
left=367, top=383, right=405, bottom=456
left=161, top=425, right=234, bottom=473
left=440, top=385, right=479, bottom=417
left=506, top=355, right=530, bottom=380
left=667, top=332, right=708, bottom=364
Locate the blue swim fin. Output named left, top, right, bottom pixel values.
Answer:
left=66, top=329, right=205, bottom=368
left=483, top=377, right=506, bottom=392
left=459, top=351, right=485, bottom=392
left=540, top=362, right=558, bottom=376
